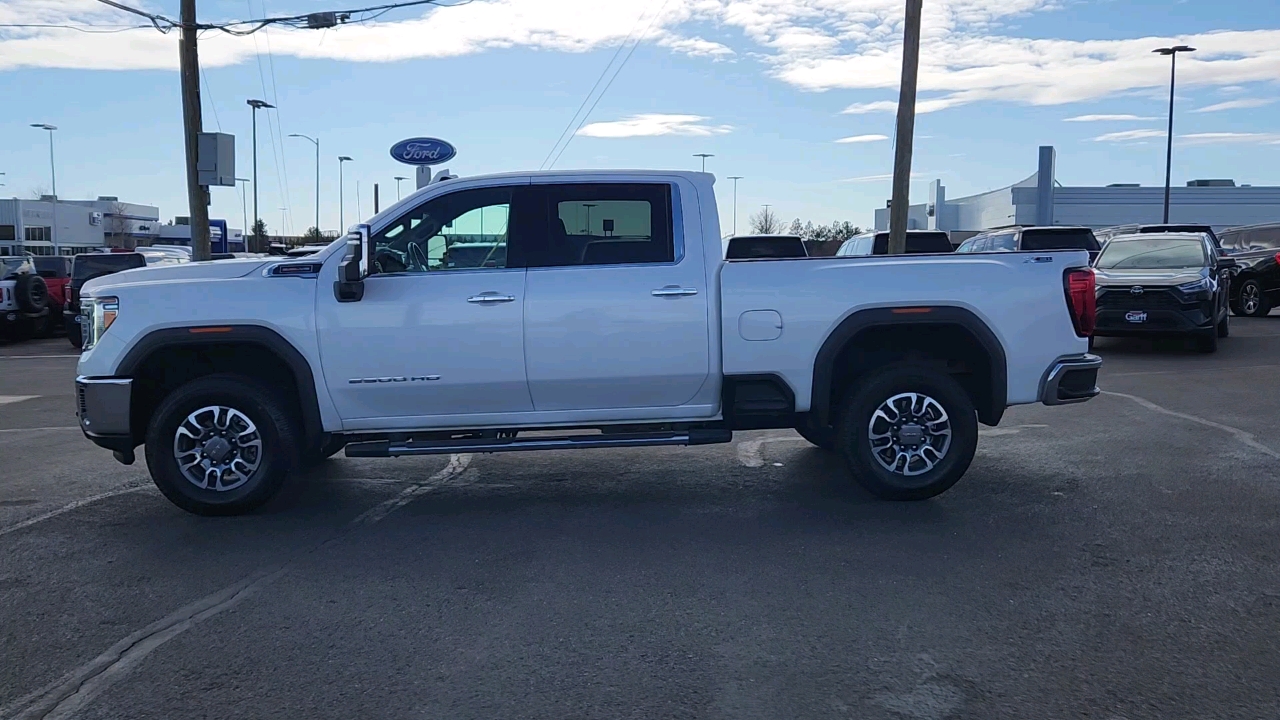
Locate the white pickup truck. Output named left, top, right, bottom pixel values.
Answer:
left=75, top=170, right=1101, bottom=515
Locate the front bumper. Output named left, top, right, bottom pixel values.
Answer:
left=76, top=376, right=134, bottom=455
left=1039, top=354, right=1102, bottom=406
left=1094, top=288, right=1215, bottom=337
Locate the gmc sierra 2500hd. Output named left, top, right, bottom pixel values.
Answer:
left=75, top=170, right=1101, bottom=515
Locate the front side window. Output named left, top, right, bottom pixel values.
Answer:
left=529, top=183, right=674, bottom=267
left=1095, top=238, right=1207, bottom=270
left=371, top=186, right=514, bottom=274
left=988, top=233, right=1017, bottom=251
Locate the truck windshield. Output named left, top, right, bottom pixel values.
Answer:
left=871, top=232, right=953, bottom=254
left=1095, top=237, right=1206, bottom=270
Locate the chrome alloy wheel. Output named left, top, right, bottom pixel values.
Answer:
left=173, top=406, right=263, bottom=492
left=1242, top=283, right=1261, bottom=314
left=867, top=392, right=952, bottom=476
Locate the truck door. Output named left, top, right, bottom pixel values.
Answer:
left=315, top=182, right=535, bottom=428
left=521, top=180, right=712, bottom=413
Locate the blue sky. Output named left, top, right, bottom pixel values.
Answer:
left=0, top=0, right=1277, bottom=235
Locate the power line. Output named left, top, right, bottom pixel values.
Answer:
left=92, top=0, right=468, bottom=36
left=0, top=23, right=152, bottom=33
left=259, top=11, right=294, bottom=235
left=538, top=2, right=652, bottom=171
left=548, top=0, right=672, bottom=169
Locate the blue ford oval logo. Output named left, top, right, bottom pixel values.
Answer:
left=389, top=137, right=456, bottom=166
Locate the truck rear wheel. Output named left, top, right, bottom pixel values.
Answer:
left=835, top=365, right=978, bottom=501
left=145, top=373, right=301, bottom=516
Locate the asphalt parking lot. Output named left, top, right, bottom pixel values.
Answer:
left=3, top=321, right=1280, bottom=720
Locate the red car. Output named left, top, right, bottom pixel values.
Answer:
left=32, top=256, right=72, bottom=315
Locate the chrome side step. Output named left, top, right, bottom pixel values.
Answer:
left=344, top=429, right=733, bottom=458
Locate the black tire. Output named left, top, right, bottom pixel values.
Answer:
left=795, top=420, right=835, bottom=451
left=1235, top=279, right=1270, bottom=317
left=835, top=364, right=978, bottom=501
left=145, top=373, right=301, bottom=516
left=14, top=274, right=48, bottom=314
left=1196, top=330, right=1218, bottom=354
left=29, top=313, right=50, bottom=338
left=1217, top=312, right=1230, bottom=338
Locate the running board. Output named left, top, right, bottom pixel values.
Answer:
left=344, top=429, right=733, bottom=458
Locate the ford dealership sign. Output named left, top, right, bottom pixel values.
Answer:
left=389, top=137, right=456, bottom=166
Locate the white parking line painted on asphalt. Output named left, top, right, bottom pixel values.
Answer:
left=737, top=434, right=809, bottom=467
left=0, top=486, right=149, bottom=538
left=1103, top=390, right=1280, bottom=460
left=2, top=454, right=474, bottom=720
left=0, top=427, right=80, bottom=434
left=0, top=395, right=39, bottom=405
left=0, top=355, right=82, bottom=360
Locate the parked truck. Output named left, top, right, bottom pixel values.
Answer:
left=74, top=170, right=1101, bottom=515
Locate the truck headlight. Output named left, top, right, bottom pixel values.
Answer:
left=82, top=296, right=118, bottom=351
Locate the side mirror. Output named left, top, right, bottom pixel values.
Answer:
left=1217, top=256, right=1238, bottom=270
left=335, top=224, right=372, bottom=303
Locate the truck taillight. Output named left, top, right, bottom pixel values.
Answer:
left=1064, top=268, right=1095, bottom=338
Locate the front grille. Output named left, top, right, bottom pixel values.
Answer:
left=77, top=385, right=88, bottom=417
left=1097, top=288, right=1185, bottom=311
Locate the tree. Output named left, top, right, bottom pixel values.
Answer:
left=783, top=218, right=864, bottom=256
left=303, top=226, right=325, bottom=243
left=105, top=202, right=135, bottom=250
left=749, top=206, right=783, bottom=235
left=249, top=219, right=269, bottom=253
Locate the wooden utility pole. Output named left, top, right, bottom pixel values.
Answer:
left=887, top=0, right=923, bottom=255
left=179, top=0, right=212, bottom=260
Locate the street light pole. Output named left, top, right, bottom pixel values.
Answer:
left=1154, top=45, right=1195, bottom=224
left=247, top=99, right=275, bottom=248
left=728, top=176, right=743, bottom=236
left=693, top=153, right=714, bottom=173
left=235, top=177, right=250, bottom=238
left=394, top=176, right=408, bottom=200
left=338, top=156, right=353, bottom=231
left=288, top=133, right=320, bottom=233
left=30, top=124, right=58, bottom=254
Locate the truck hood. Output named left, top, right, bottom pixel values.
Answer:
left=83, top=258, right=270, bottom=294
left=1094, top=267, right=1206, bottom=288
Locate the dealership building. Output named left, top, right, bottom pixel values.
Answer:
left=0, top=197, right=161, bottom=256
left=874, top=145, right=1280, bottom=235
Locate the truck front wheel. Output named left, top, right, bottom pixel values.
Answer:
left=835, top=365, right=978, bottom=501
left=145, top=374, right=301, bottom=516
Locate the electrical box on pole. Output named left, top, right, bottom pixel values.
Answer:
left=198, top=133, right=236, bottom=187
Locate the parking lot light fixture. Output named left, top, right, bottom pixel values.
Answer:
left=338, top=156, right=354, bottom=231
left=1153, top=45, right=1195, bottom=224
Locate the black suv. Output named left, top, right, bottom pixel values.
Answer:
left=1092, top=233, right=1235, bottom=353
left=835, top=230, right=954, bottom=256
left=64, top=252, right=147, bottom=348
left=956, top=225, right=1101, bottom=262
left=1218, top=223, right=1280, bottom=317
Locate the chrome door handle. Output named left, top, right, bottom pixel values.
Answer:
left=467, top=293, right=516, bottom=304
left=651, top=286, right=699, bottom=297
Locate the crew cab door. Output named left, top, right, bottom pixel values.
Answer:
left=520, top=179, right=712, bottom=413
left=316, top=181, right=535, bottom=428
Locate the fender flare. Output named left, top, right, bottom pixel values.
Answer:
left=115, top=325, right=324, bottom=447
left=810, top=306, right=1008, bottom=427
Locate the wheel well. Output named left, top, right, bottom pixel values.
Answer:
left=128, top=341, right=318, bottom=449
left=814, top=316, right=1005, bottom=427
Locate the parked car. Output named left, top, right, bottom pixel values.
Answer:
left=74, top=169, right=1100, bottom=516
left=1218, top=223, right=1280, bottom=317
left=32, top=256, right=72, bottom=335
left=836, top=230, right=953, bottom=256
left=65, top=252, right=147, bottom=348
left=1096, top=223, right=1223, bottom=253
left=723, top=235, right=808, bottom=259
left=957, top=226, right=1102, bottom=262
left=285, top=245, right=331, bottom=257
left=1092, top=233, right=1234, bottom=352
left=0, top=256, right=51, bottom=340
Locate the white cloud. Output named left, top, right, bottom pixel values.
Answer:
left=838, top=172, right=931, bottom=183
left=1092, top=129, right=1166, bottom=142
left=1180, top=132, right=1280, bottom=145
left=842, top=98, right=962, bottom=115
left=1063, top=114, right=1158, bottom=122
left=576, top=113, right=732, bottom=138
left=1192, top=98, right=1276, bottom=113
left=835, top=134, right=889, bottom=143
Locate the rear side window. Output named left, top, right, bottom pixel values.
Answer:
left=529, top=183, right=674, bottom=267
left=1020, top=228, right=1100, bottom=252
left=71, top=254, right=146, bottom=281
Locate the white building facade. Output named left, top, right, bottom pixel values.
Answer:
left=0, top=197, right=160, bottom=256
left=875, top=146, right=1280, bottom=234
